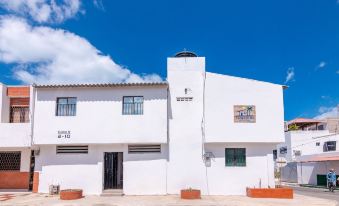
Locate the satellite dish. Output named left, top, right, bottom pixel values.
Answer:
left=276, top=157, right=287, bottom=167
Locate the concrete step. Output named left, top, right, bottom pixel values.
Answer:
left=101, top=189, right=124, bottom=196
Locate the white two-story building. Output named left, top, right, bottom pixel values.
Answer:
left=0, top=84, right=34, bottom=190
left=1, top=52, right=286, bottom=195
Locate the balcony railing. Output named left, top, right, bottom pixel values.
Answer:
left=10, top=106, right=29, bottom=123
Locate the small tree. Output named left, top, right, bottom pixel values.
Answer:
left=288, top=124, right=299, bottom=131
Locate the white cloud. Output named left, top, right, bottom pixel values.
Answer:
left=315, top=105, right=339, bottom=119
left=316, top=61, right=326, bottom=69
left=0, top=0, right=82, bottom=23
left=93, top=0, right=104, bottom=11
left=0, top=16, right=162, bottom=84
left=284, top=67, right=295, bottom=84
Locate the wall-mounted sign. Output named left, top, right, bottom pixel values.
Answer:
left=58, top=130, right=71, bottom=139
left=234, top=105, right=256, bottom=123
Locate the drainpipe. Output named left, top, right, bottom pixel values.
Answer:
left=201, top=71, right=210, bottom=195
left=30, top=84, right=37, bottom=149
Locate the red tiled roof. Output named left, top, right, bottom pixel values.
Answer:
left=288, top=118, right=325, bottom=125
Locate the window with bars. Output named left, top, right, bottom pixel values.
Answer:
left=122, top=96, right=143, bottom=115
left=56, top=145, right=88, bottom=154
left=279, top=146, right=287, bottom=154
left=56, top=97, right=77, bottom=116
left=225, top=148, right=246, bottom=167
left=9, top=98, right=30, bottom=123
left=10, top=106, right=29, bottom=123
left=0, top=152, right=21, bottom=171
left=324, top=141, right=336, bottom=152
left=128, top=144, right=161, bottom=154
left=176, top=97, right=193, bottom=102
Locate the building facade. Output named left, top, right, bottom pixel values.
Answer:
left=1, top=53, right=285, bottom=195
left=277, top=118, right=339, bottom=185
left=0, top=84, right=33, bottom=190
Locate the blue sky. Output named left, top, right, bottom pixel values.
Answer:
left=0, top=0, right=338, bottom=120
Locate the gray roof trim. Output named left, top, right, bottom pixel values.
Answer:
left=33, top=82, right=168, bottom=88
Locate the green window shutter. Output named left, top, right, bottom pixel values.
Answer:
left=225, top=148, right=246, bottom=167
left=236, top=148, right=246, bottom=166
left=225, top=148, right=235, bottom=166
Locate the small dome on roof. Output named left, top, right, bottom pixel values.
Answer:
left=174, top=50, right=197, bottom=58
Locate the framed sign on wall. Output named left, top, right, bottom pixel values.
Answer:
left=234, top=105, right=256, bottom=123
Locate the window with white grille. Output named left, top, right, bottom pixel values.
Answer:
left=0, top=152, right=21, bottom=171
left=128, top=145, right=161, bottom=154
left=324, top=141, right=336, bottom=152
left=56, top=145, right=88, bottom=154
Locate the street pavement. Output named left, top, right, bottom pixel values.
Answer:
left=292, top=186, right=339, bottom=205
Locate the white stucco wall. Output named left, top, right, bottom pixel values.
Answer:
left=124, top=145, right=168, bottom=195
left=278, top=131, right=337, bottom=162
left=0, top=123, right=31, bottom=147
left=297, top=161, right=339, bottom=185
left=205, top=72, right=285, bottom=143
left=165, top=56, right=279, bottom=195
left=166, top=57, right=209, bottom=194
left=33, top=86, right=167, bottom=145
left=32, top=55, right=284, bottom=196
left=205, top=143, right=275, bottom=195
left=35, top=144, right=168, bottom=195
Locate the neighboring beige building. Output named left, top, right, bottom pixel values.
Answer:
left=285, top=117, right=339, bottom=134
left=325, top=118, right=339, bottom=134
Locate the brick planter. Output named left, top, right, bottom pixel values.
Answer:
left=60, top=189, right=83, bottom=200
left=246, top=187, right=293, bottom=199
left=0, top=172, right=29, bottom=189
left=180, top=189, right=201, bottom=199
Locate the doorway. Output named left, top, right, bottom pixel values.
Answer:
left=104, top=152, right=123, bottom=189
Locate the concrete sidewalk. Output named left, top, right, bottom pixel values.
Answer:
left=0, top=193, right=336, bottom=206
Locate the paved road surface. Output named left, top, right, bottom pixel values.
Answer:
left=293, top=186, right=339, bottom=205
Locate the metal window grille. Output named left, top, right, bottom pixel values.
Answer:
left=225, top=148, right=246, bottom=167
left=128, top=145, right=161, bottom=154
left=56, top=97, right=77, bottom=116
left=122, top=96, right=143, bottom=115
left=293, top=150, right=301, bottom=156
left=56, top=145, right=88, bottom=154
left=279, top=146, right=287, bottom=154
left=0, top=152, right=21, bottom=171
left=176, top=97, right=193, bottom=102
left=324, top=141, right=336, bottom=152
left=10, top=106, right=29, bottom=123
